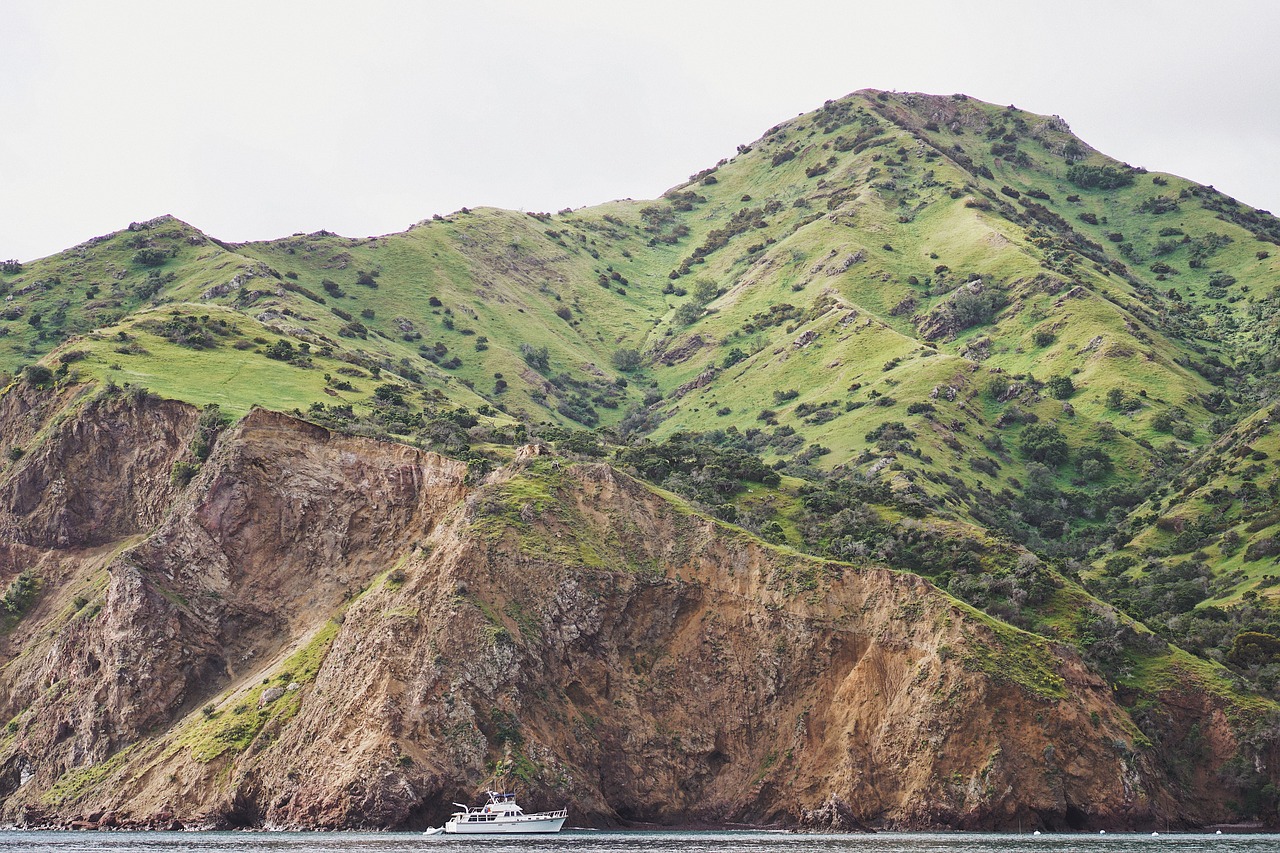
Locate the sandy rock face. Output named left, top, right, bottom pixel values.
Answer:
left=0, top=385, right=1266, bottom=830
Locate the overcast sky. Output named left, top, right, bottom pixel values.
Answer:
left=3, top=0, right=1278, bottom=262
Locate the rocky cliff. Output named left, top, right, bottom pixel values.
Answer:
left=0, top=382, right=1268, bottom=830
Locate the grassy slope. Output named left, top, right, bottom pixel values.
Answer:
left=1087, top=402, right=1280, bottom=605
left=2, top=88, right=1278, bottom=690
left=1, top=91, right=1274, bottom=521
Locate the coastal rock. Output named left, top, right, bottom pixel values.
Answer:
left=799, top=793, right=867, bottom=832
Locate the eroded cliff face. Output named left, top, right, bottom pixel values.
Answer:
left=0, top=384, right=1264, bottom=829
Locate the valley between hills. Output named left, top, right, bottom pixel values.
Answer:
left=0, top=89, right=1278, bottom=830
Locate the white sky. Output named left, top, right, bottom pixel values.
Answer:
left=3, top=0, right=1278, bottom=262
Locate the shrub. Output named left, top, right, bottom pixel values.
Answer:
left=865, top=421, right=914, bottom=447
left=520, top=343, right=550, bottom=371
left=1032, top=330, right=1056, bottom=347
left=672, top=301, right=704, bottom=326
left=1244, top=537, right=1280, bottom=562
left=373, top=384, right=407, bottom=406
left=1151, top=407, right=1184, bottom=433
left=1227, top=631, right=1280, bottom=667
left=1019, top=423, right=1069, bottom=466
left=1136, top=196, right=1180, bottom=215
left=171, top=461, right=200, bottom=487
left=1045, top=376, right=1075, bottom=399
left=191, top=405, right=228, bottom=461
left=1066, top=164, right=1134, bottom=190
left=1105, top=388, right=1131, bottom=410
left=132, top=248, right=168, bottom=267
left=264, top=340, right=297, bottom=361
left=1076, top=447, right=1113, bottom=480
left=337, top=321, right=367, bottom=339
left=22, top=364, right=54, bottom=389
left=610, top=348, right=642, bottom=372
left=321, top=279, right=345, bottom=298
left=1, top=570, right=38, bottom=615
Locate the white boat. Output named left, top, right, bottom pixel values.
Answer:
left=432, top=790, right=567, bottom=834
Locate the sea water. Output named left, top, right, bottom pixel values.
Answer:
left=0, top=830, right=1275, bottom=853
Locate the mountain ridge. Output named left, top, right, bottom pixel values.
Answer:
left=1, top=88, right=1279, bottom=828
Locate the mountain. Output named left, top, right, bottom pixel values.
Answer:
left=0, top=89, right=1278, bottom=829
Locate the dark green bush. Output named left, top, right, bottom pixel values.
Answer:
left=22, top=364, right=54, bottom=389
left=171, top=461, right=200, bottom=487
left=1019, top=423, right=1069, bottom=466
left=1046, top=376, right=1075, bottom=399
left=132, top=248, right=168, bottom=267
left=520, top=343, right=549, bottom=371
left=611, top=348, right=641, bottom=372
left=1066, top=164, right=1134, bottom=190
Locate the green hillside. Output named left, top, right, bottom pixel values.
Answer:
left=3, top=88, right=1280, bottom=708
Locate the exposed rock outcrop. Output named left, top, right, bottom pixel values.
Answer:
left=0, top=384, right=1268, bottom=830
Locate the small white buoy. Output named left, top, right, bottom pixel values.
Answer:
left=1033, top=830, right=1041, bottom=836
left=1152, top=831, right=1160, bottom=836
left=1216, top=830, right=1223, bottom=835
left=1100, top=830, right=1106, bottom=834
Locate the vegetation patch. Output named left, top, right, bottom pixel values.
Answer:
left=177, top=620, right=340, bottom=763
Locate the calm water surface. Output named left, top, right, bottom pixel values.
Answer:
left=0, top=831, right=1275, bottom=853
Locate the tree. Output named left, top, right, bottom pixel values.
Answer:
left=1019, top=423, right=1069, bottom=466
left=1045, top=376, right=1074, bottom=400
left=673, top=301, right=703, bottom=326
left=132, top=248, right=168, bottom=267
left=690, top=278, right=718, bottom=304
left=610, top=348, right=642, bottom=372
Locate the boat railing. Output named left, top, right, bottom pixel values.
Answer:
left=534, top=808, right=568, bottom=819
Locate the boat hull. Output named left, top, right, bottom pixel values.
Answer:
left=443, top=814, right=567, bottom=834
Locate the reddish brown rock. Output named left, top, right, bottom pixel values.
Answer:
left=0, top=383, right=1271, bottom=830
